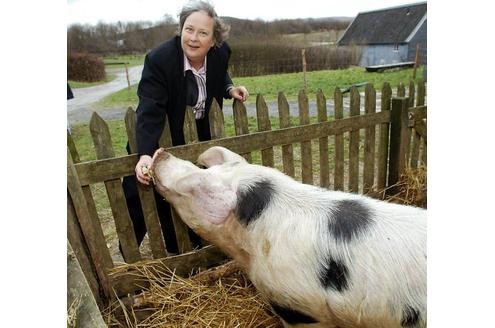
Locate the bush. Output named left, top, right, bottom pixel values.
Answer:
left=68, top=52, right=106, bottom=82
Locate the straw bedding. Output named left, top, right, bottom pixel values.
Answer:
left=104, top=261, right=282, bottom=327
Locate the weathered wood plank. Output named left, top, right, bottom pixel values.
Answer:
left=417, top=80, right=426, bottom=107
left=256, top=94, right=274, bottom=167
left=67, top=148, right=113, bottom=299
left=408, top=80, right=416, bottom=108
left=109, top=245, right=227, bottom=297
left=409, top=127, right=421, bottom=170
left=171, top=109, right=196, bottom=253
left=299, top=89, right=313, bottom=184
left=67, top=194, right=102, bottom=308
left=377, top=82, right=392, bottom=190
left=278, top=92, right=295, bottom=178
left=317, top=89, right=329, bottom=188
left=124, top=107, right=138, bottom=153
left=348, top=86, right=360, bottom=193
left=159, top=115, right=173, bottom=148
left=183, top=106, right=199, bottom=143
left=67, top=242, right=107, bottom=327
left=387, top=97, right=410, bottom=195
left=363, top=84, right=376, bottom=194
left=171, top=207, right=193, bottom=254
left=334, top=87, right=344, bottom=191
left=420, top=137, right=427, bottom=166
left=67, top=130, right=80, bottom=164
left=415, top=80, right=427, bottom=167
left=409, top=106, right=427, bottom=123
left=209, top=98, right=225, bottom=139
left=397, top=83, right=406, bottom=97
left=125, top=109, right=168, bottom=259
left=75, top=112, right=391, bottom=186
left=90, top=112, right=141, bottom=263
left=232, top=99, right=252, bottom=162
left=414, top=120, right=427, bottom=142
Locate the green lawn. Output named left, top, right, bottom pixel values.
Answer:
left=94, top=66, right=424, bottom=109
left=69, top=74, right=117, bottom=88
left=69, top=55, right=146, bottom=89
left=70, top=65, right=425, bottom=163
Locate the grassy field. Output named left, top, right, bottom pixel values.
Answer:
left=103, top=54, right=146, bottom=68
left=95, top=65, right=424, bottom=109
left=69, top=74, right=117, bottom=88
left=71, top=65, right=424, bottom=162
left=69, top=55, right=146, bottom=88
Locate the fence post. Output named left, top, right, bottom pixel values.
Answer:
left=387, top=97, right=409, bottom=195
left=125, top=63, right=130, bottom=89
left=301, top=48, right=307, bottom=91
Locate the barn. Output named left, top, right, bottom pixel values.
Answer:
left=337, top=2, right=427, bottom=68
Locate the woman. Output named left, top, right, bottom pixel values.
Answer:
left=123, top=0, right=249, bottom=255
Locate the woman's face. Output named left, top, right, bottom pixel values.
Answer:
left=181, top=10, right=215, bottom=67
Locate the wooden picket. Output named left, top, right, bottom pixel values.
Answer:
left=348, top=86, right=360, bottom=193
left=90, top=113, right=141, bottom=263
left=363, top=84, right=376, bottom=194
left=278, top=92, right=295, bottom=178
left=233, top=99, right=252, bottom=162
left=67, top=80, right=427, bottom=303
left=299, top=89, right=313, bottom=184
left=333, top=87, right=344, bottom=191
left=317, top=89, right=329, bottom=188
left=377, top=82, right=392, bottom=190
left=256, top=94, right=274, bottom=167
left=124, top=108, right=168, bottom=259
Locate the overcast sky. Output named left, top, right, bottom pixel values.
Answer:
left=67, top=0, right=424, bottom=26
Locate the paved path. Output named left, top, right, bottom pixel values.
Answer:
left=68, top=65, right=144, bottom=124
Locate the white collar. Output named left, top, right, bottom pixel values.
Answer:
left=183, top=54, right=207, bottom=75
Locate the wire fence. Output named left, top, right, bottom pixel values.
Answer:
left=229, top=45, right=362, bottom=77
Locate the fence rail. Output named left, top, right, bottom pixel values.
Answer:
left=67, top=80, right=427, bottom=306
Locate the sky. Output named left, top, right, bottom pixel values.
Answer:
left=67, top=0, right=424, bottom=26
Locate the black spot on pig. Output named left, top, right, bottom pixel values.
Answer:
left=401, top=305, right=420, bottom=327
left=319, top=256, right=349, bottom=292
left=269, top=302, right=318, bottom=325
left=329, top=199, right=373, bottom=242
left=235, top=179, right=274, bottom=226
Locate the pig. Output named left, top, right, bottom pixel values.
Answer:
left=150, top=146, right=426, bottom=328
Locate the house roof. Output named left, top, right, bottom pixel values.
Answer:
left=337, top=2, right=427, bottom=46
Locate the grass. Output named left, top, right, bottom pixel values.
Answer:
left=71, top=65, right=425, bottom=163
left=69, top=73, right=117, bottom=88
left=93, top=65, right=424, bottom=109
left=69, top=55, right=146, bottom=89
left=103, top=54, right=146, bottom=68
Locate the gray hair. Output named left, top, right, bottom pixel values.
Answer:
left=178, top=0, right=230, bottom=46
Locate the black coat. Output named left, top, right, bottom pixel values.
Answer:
left=136, top=36, right=233, bottom=156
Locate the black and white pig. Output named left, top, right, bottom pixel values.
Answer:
left=150, top=146, right=426, bottom=328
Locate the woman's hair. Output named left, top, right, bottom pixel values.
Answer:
left=178, top=0, right=230, bottom=46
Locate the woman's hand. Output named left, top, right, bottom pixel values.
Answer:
left=229, top=86, right=249, bottom=102
left=135, top=155, right=153, bottom=185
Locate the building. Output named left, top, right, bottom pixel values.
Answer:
left=337, top=2, right=427, bottom=68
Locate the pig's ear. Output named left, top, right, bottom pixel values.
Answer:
left=175, top=172, right=236, bottom=225
left=197, top=146, right=247, bottom=167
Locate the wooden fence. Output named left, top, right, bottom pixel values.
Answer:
left=67, top=80, right=427, bottom=307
